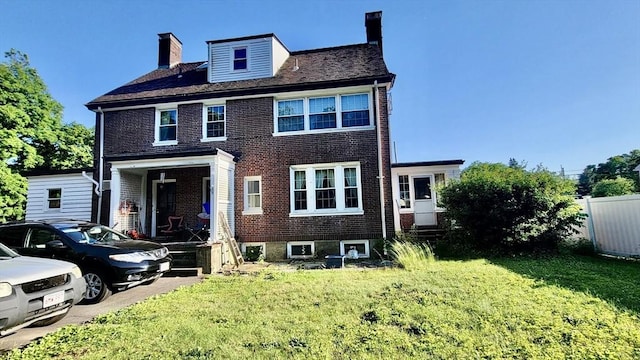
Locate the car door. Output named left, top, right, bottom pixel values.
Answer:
left=23, top=227, right=73, bottom=262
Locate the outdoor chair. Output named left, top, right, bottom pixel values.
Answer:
left=158, top=216, right=184, bottom=238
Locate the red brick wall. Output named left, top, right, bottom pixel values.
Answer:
left=99, top=87, right=395, bottom=242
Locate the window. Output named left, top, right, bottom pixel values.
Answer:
left=309, top=97, right=336, bottom=129
left=275, top=92, right=371, bottom=134
left=277, top=99, right=304, bottom=132
left=341, top=94, right=370, bottom=127
left=435, top=173, right=446, bottom=187
left=155, top=109, right=177, bottom=144
left=340, top=240, right=370, bottom=258
left=47, top=188, right=62, bottom=210
left=290, top=163, right=363, bottom=216
left=398, top=175, right=410, bottom=208
left=203, top=105, right=225, bottom=139
left=27, top=229, right=60, bottom=249
left=414, top=177, right=432, bottom=200
left=233, top=47, right=247, bottom=70
left=243, top=176, right=262, bottom=215
left=287, top=241, right=314, bottom=259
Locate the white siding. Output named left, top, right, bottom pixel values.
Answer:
left=575, top=195, right=640, bottom=257
left=26, top=173, right=93, bottom=221
left=208, top=37, right=273, bottom=83
left=272, top=37, right=290, bottom=75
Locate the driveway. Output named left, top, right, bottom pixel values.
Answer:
left=0, top=275, right=203, bottom=352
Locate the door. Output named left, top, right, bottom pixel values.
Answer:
left=152, top=180, right=176, bottom=237
left=413, top=176, right=436, bottom=226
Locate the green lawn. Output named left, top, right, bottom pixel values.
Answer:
left=5, top=255, right=640, bottom=359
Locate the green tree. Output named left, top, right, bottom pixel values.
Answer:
left=578, top=149, right=640, bottom=195
left=591, top=177, right=635, bottom=198
left=439, top=162, right=584, bottom=253
left=0, top=49, right=93, bottom=221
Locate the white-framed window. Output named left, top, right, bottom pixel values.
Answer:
left=398, top=175, right=411, bottom=209
left=290, top=162, right=363, bottom=216
left=240, top=242, right=266, bottom=261
left=202, top=105, right=226, bottom=141
left=46, top=188, right=62, bottom=210
left=274, top=92, right=372, bottom=135
left=287, top=241, right=314, bottom=259
left=243, top=176, right=262, bottom=215
left=154, top=108, right=178, bottom=145
left=340, top=240, right=370, bottom=259
left=233, top=46, right=248, bottom=71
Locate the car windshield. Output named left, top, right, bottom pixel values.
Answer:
left=0, top=242, right=19, bottom=259
left=62, top=225, right=130, bottom=244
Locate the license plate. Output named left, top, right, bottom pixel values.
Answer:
left=43, top=290, right=65, bottom=308
left=159, top=262, right=170, bottom=272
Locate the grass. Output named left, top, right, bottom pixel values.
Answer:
left=4, top=255, right=640, bottom=359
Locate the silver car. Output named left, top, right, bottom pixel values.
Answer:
left=0, top=243, right=86, bottom=337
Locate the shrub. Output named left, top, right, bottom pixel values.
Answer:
left=438, top=162, right=585, bottom=254
left=591, top=177, right=635, bottom=197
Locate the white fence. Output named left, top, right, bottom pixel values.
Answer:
left=574, top=195, right=640, bottom=258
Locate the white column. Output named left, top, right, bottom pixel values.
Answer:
left=209, top=158, right=218, bottom=242
left=109, top=168, right=121, bottom=227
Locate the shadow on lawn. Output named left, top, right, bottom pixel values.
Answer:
left=489, top=254, right=640, bottom=314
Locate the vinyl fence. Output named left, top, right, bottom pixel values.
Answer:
left=574, top=194, right=640, bottom=258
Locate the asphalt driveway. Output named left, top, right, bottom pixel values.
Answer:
left=0, top=275, right=203, bottom=352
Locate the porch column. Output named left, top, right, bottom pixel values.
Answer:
left=109, top=168, right=121, bottom=227
left=209, top=158, right=218, bottom=242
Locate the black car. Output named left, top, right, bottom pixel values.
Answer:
left=0, top=220, right=171, bottom=304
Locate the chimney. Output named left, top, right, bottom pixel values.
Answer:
left=365, top=11, right=383, bottom=55
left=158, top=33, right=182, bottom=69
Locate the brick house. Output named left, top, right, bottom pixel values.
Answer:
left=85, top=12, right=396, bottom=260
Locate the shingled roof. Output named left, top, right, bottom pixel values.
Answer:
left=86, top=43, right=394, bottom=110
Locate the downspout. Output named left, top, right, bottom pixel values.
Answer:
left=97, top=107, right=105, bottom=224
left=374, top=81, right=388, bottom=246
left=82, top=171, right=100, bottom=196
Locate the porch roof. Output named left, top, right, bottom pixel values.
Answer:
left=104, top=149, right=224, bottom=162
left=391, top=160, right=464, bottom=168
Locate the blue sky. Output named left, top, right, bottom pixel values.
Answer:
left=1, top=0, right=638, bottom=175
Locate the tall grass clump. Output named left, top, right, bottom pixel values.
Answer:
left=390, top=240, right=435, bottom=270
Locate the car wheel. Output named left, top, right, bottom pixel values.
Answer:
left=30, top=312, right=68, bottom=327
left=82, top=269, right=112, bottom=304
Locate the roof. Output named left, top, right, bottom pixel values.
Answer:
left=391, top=160, right=465, bottom=168
left=86, top=43, right=394, bottom=110
left=23, top=167, right=94, bottom=177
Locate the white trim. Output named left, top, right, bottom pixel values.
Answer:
left=289, top=162, right=363, bottom=217
left=88, top=84, right=390, bottom=113
left=287, top=241, right=315, bottom=259
left=154, top=108, right=178, bottom=145
left=201, top=103, right=227, bottom=141
left=243, top=176, right=263, bottom=215
left=45, top=188, right=62, bottom=211
left=274, top=91, right=374, bottom=135
left=231, top=45, right=249, bottom=72
left=240, top=242, right=266, bottom=259
left=340, top=239, right=370, bottom=259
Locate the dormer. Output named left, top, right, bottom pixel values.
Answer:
left=206, top=34, right=290, bottom=83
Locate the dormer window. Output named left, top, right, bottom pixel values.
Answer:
left=233, top=47, right=247, bottom=71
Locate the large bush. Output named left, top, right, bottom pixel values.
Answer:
left=591, top=177, right=635, bottom=197
left=438, top=162, right=584, bottom=253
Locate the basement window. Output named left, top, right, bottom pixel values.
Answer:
left=287, top=241, right=315, bottom=259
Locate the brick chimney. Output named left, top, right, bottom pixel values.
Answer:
left=158, top=33, right=182, bottom=69
left=365, top=11, right=383, bottom=55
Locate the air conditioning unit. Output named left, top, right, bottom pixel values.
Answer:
left=101, top=180, right=111, bottom=191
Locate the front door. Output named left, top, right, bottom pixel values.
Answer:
left=413, top=176, right=436, bottom=226
left=152, top=180, right=176, bottom=237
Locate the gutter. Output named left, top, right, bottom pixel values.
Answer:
left=373, top=80, right=388, bottom=247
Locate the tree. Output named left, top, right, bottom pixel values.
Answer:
left=438, top=162, right=584, bottom=253
left=591, top=177, right=635, bottom=198
left=578, top=149, right=640, bottom=195
left=0, top=49, right=93, bottom=221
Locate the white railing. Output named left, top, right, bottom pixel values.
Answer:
left=574, top=194, right=640, bottom=258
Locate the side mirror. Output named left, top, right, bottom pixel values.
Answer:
left=46, top=240, right=67, bottom=249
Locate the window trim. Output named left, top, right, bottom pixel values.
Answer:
left=289, top=162, right=363, bottom=217
left=46, top=188, right=62, bottom=211
left=340, top=240, right=370, bottom=259
left=201, top=104, right=227, bottom=142
left=273, top=91, right=374, bottom=136
left=154, top=108, right=178, bottom=146
left=243, top=176, right=263, bottom=215
left=287, top=241, right=315, bottom=259
left=398, top=175, right=411, bottom=209
left=231, top=46, right=249, bottom=72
